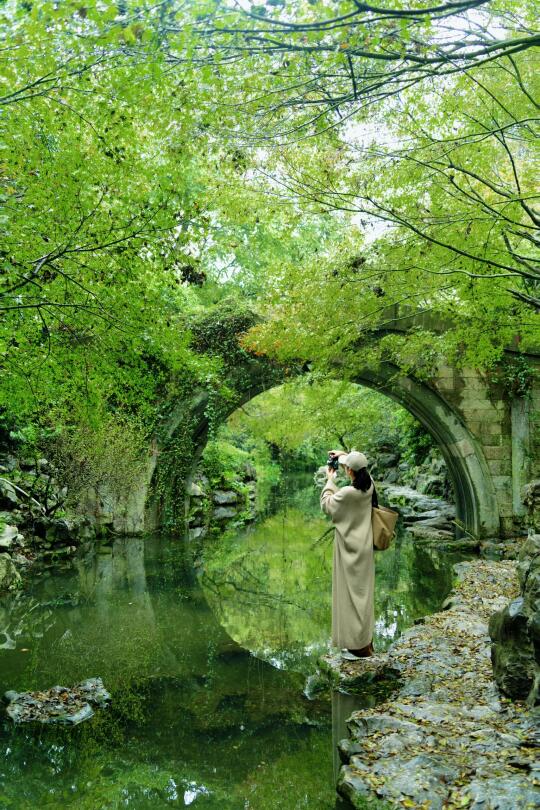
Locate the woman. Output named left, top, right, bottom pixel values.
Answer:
left=320, top=450, right=375, bottom=660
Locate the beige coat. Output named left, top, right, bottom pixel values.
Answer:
left=320, top=478, right=375, bottom=650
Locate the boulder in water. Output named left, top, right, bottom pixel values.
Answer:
left=4, top=677, right=110, bottom=725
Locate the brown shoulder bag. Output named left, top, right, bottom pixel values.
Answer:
left=371, top=487, right=399, bottom=550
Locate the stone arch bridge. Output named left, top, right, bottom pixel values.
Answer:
left=106, top=309, right=540, bottom=541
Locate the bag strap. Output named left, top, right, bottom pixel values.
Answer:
left=371, top=484, right=379, bottom=509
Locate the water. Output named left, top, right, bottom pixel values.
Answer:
left=0, top=476, right=472, bottom=809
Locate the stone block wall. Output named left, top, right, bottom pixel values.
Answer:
left=433, top=363, right=539, bottom=537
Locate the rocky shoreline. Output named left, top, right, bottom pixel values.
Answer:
left=0, top=454, right=99, bottom=592
left=322, top=554, right=539, bottom=809
left=0, top=449, right=260, bottom=592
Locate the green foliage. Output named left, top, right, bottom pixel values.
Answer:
left=46, top=412, right=148, bottom=508
left=224, top=9, right=540, bottom=374
left=0, top=2, right=341, bottom=507
left=151, top=414, right=195, bottom=530
left=488, top=355, right=536, bottom=399
left=201, top=437, right=252, bottom=488
left=394, top=410, right=435, bottom=467
left=227, top=377, right=425, bottom=464
left=1, top=1, right=209, bottom=449
left=1, top=0, right=537, bottom=529
left=190, top=299, right=259, bottom=361
left=203, top=427, right=281, bottom=509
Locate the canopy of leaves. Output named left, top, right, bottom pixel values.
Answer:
left=227, top=377, right=427, bottom=464
left=0, top=1, right=347, bottom=454
left=1, top=0, right=538, bottom=480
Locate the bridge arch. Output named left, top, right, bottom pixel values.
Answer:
left=148, top=361, right=501, bottom=539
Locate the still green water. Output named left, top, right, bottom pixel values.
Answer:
left=0, top=477, right=471, bottom=809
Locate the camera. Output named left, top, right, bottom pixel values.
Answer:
left=327, top=453, right=340, bottom=471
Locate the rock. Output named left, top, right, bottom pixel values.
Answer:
left=407, top=524, right=479, bottom=551
left=4, top=677, right=110, bottom=725
left=489, top=533, right=540, bottom=704
left=522, top=480, right=540, bottom=532
left=0, top=456, right=18, bottom=472
left=243, top=463, right=257, bottom=481
left=318, top=652, right=401, bottom=696
left=416, top=474, right=446, bottom=497
left=30, top=517, right=48, bottom=539
left=339, top=753, right=459, bottom=810
left=212, top=506, right=237, bottom=520
left=77, top=677, right=110, bottom=707
left=187, top=481, right=205, bottom=497
left=41, top=545, right=78, bottom=559
left=0, top=524, right=18, bottom=551
left=465, top=776, right=540, bottom=809
left=212, top=490, right=238, bottom=505
left=11, top=552, right=30, bottom=567
left=33, top=517, right=80, bottom=546
left=188, top=526, right=207, bottom=541
left=481, top=537, right=526, bottom=561
left=408, top=525, right=454, bottom=540
left=348, top=714, right=420, bottom=738
left=303, top=671, right=329, bottom=699
left=376, top=452, right=399, bottom=469
left=0, top=480, right=18, bottom=509
left=378, top=484, right=455, bottom=518
left=410, top=515, right=453, bottom=529
left=404, top=507, right=455, bottom=524
left=49, top=519, right=75, bottom=543
left=0, top=556, right=21, bottom=592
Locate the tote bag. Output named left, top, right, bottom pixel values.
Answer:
left=371, top=487, right=398, bottom=550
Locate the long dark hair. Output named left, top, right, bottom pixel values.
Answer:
left=351, top=467, right=373, bottom=492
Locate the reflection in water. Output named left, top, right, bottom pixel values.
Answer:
left=0, top=477, right=471, bottom=809
left=201, top=481, right=464, bottom=674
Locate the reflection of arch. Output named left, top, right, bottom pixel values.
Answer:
left=165, top=361, right=500, bottom=539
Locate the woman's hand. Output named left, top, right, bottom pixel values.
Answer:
left=326, top=466, right=337, bottom=479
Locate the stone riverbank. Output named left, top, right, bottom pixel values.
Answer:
left=323, top=558, right=540, bottom=809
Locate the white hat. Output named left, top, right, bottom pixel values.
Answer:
left=338, top=451, right=368, bottom=471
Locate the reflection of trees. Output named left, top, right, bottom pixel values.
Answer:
left=202, top=563, right=309, bottom=612
left=202, top=486, right=469, bottom=659
left=374, top=528, right=467, bottom=648
left=5, top=537, right=188, bottom=690
left=201, top=506, right=333, bottom=658
left=410, top=544, right=454, bottom=610
left=0, top=592, right=53, bottom=652
left=0, top=530, right=336, bottom=810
